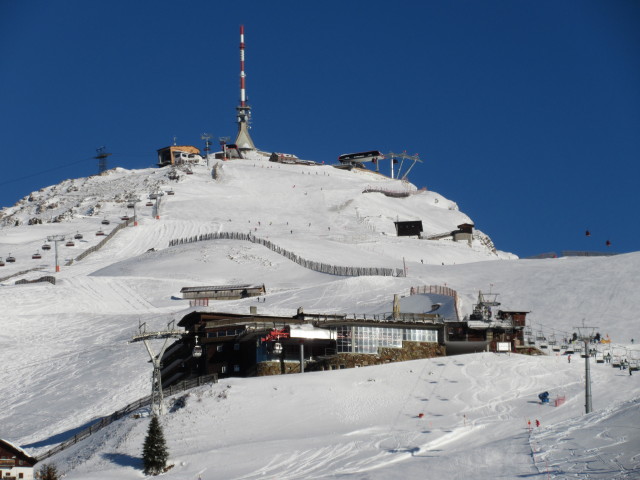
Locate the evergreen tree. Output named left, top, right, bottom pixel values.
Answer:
left=142, top=415, right=169, bottom=475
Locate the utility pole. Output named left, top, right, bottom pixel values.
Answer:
left=46, top=235, right=66, bottom=272
left=575, top=320, right=598, bottom=414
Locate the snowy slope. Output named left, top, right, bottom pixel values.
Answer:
left=1, top=157, right=638, bottom=479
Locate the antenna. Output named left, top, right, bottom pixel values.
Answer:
left=234, top=25, right=256, bottom=150
left=173, top=136, right=177, bottom=146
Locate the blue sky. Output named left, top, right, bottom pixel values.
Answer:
left=1, top=0, right=638, bottom=258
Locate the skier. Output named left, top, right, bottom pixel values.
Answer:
left=568, top=354, right=571, bottom=364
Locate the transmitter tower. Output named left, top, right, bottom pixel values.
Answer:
left=235, top=25, right=256, bottom=151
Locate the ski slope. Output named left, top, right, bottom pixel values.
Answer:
left=1, top=157, right=638, bottom=479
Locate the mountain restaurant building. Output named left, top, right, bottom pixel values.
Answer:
left=160, top=307, right=446, bottom=383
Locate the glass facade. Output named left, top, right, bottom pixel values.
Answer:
left=334, top=325, right=438, bottom=354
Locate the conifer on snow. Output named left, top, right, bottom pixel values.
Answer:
left=142, top=415, right=169, bottom=475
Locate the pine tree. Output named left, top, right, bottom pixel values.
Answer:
left=142, top=415, right=169, bottom=475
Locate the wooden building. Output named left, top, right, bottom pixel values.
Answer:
left=0, top=439, right=37, bottom=480
left=180, top=284, right=265, bottom=301
left=160, top=307, right=445, bottom=384
left=394, top=220, right=423, bottom=237
left=157, top=145, right=202, bottom=167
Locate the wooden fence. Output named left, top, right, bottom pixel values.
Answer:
left=66, top=219, right=133, bottom=266
left=168, top=231, right=404, bottom=277
left=35, top=373, right=218, bottom=462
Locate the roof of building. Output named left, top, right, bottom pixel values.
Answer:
left=180, top=284, right=264, bottom=293
left=0, top=438, right=37, bottom=465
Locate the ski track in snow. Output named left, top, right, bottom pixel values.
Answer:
left=0, top=161, right=639, bottom=479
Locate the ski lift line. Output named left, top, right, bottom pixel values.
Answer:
left=0, top=156, right=95, bottom=187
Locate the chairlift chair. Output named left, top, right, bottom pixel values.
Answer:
left=32, top=251, right=42, bottom=260
left=0, top=257, right=4, bottom=267
left=74, top=232, right=83, bottom=240
left=6, top=254, right=16, bottom=263
left=42, top=242, right=51, bottom=250
left=101, top=219, right=110, bottom=225
left=167, top=190, right=175, bottom=196
left=65, top=240, right=75, bottom=247
left=121, top=215, right=130, bottom=221
left=127, top=203, right=135, bottom=208
left=96, top=230, right=105, bottom=236
left=146, top=201, right=154, bottom=207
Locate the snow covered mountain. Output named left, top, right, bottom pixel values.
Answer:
left=1, top=155, right=638, bottom=479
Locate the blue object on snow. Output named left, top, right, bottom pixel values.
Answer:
left=538, top=391, right=550, bottom=403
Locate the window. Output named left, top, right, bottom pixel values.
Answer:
left=234, top=365, right=240, bottom=372
left=234, top=343, right=240, bottom=351
left=216, top=344, right=223, bottom=352
left=221, top=365, right=227, bottom=373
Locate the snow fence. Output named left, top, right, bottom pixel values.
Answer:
left=168, top=231, right=405, bottom=277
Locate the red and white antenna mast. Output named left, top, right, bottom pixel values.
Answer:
left=239, top=25, right=247, bottom=108
left=235, top=24, right=256, bottom=151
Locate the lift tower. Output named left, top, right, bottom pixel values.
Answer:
left=575, top=320, right=599, bottom=414
left=130, top=320, right=183, bottom=416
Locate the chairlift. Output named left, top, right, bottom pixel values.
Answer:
left=42, top=242, right=52, bottom=251
left=32, top=251, right=42, bottom=260
left=96, top=230, right=105, bottom=236
left=167, top=190, right=175, bottom=196
left=127, top=202, right=135, bottom=208
left=74, top=232, right=83, bottom=240
left=6, top=254, right=16, bottom=263
left=146, top=201, right=154, bottom=207
left=192, top=336, right=203, bottom=358
left=101, top=219, right=110, bottom=225
left=121, top=215, right=130, bottom=221
left=65, top=240, right=75, bottom=247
